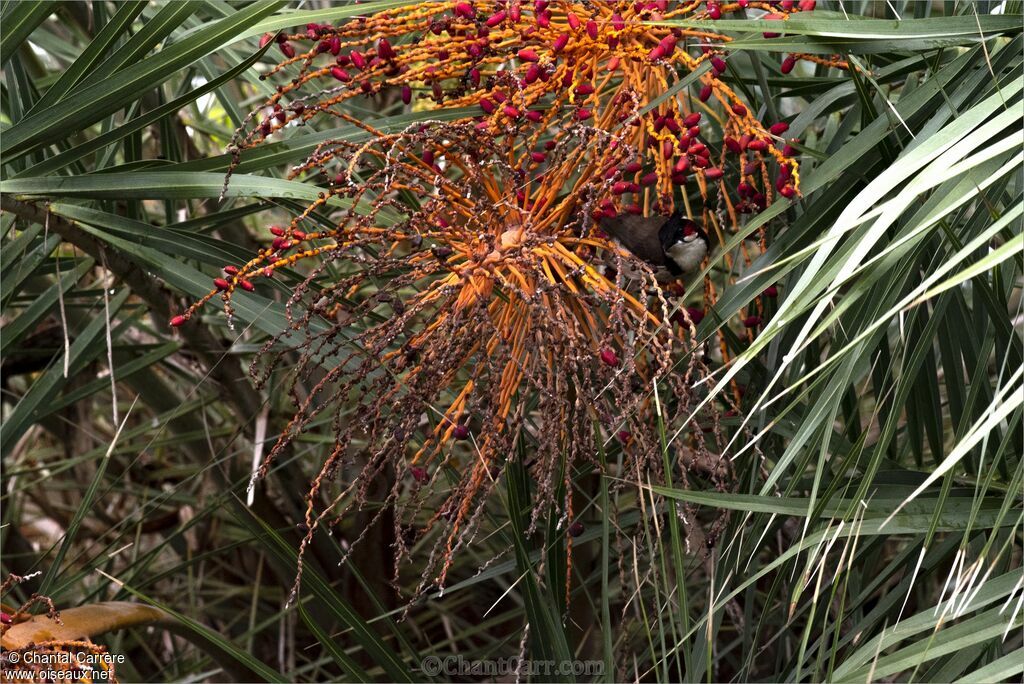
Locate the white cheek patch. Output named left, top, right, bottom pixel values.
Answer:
left=667, top=240, right=707, bottom=273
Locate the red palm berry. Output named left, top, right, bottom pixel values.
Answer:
left=586, top=19, right=598, bottom=39
left=743, top=316, right=762, bottom=328
left=568, top=12, right=581, bottom=31
left=377, top=38, right=395, bottom=59
left=479, top=98, right=495, bottom=114
left=259, top=33, right=273, bottom=48
left=770, top=122, right=790, bottom=136
left=611, top=13, right=624, bottom=30
left=454, top=2, right=475, bottom=18
left=223, top=265, right=239, bottom=275
left=269, top=226, right=285, bottom=236
left=503, top=105, right=520, bottom=119
left=780, top=185, right=797, bottom=198
left=708, top=2, right=722, bottom=19
left=518, top=48, right=539, bottom=62
left=781, top=55, right=797, bottom=74
left=280, top=42, right=294, bottom=58
left=747, top=139, right=769, bottom=152
left=683, top=112, right=702, bottom=128
left=552, top=33, right=569, bottom=52
left=568, top=520, right=585, bottom=537
left=623, top=161, right=642, bottom=174
left=724, top=137, right=742, bottom=154
left=530, top=151, right=546, bottom=163
left=239, top=280, right=255, bottom=292
left=617, top=430, right=632, bottom=444
left=800, top=0, right=817, bottom=10
left=731, top=103, right=748, bottom=116
left=705, top=167, right=724, bottom=180
left=213, top=278, right=230, bottom=291
left=640, top=172, right=658, bottom=186
left=485, top=10, right=506, bottom=26
left=410, top=466, right=428, bottom=483
left=699, top=84, right=713, bottom=102
left=170, top=315, right=187, bottom=327
left=331, top=66, right=350, bottom=82
left=452, top=423, right=471, bottom=440
left=600, top=348, right=620, bottom=367
left=576, top=108, right=592, bottom=120
left=763, top=286, right=779, bottom=298
left=711, top=56, right=727, bottom=73
left=526, top=110, right=543, bottom=122
left=1, top=612, right=12, bottom=625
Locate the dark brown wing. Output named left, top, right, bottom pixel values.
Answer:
left=599, top=214, right=668, bottom=267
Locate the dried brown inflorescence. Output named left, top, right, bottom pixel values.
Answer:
left=175, top=0, right=848, bottom=600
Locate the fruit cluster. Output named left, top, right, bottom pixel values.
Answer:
left=235, top=0, right=825, bottom=218
left=172, top=1, right=852, bottom=597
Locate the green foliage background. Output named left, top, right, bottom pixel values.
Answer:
left=1, top=1, right=1021, bottom=682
